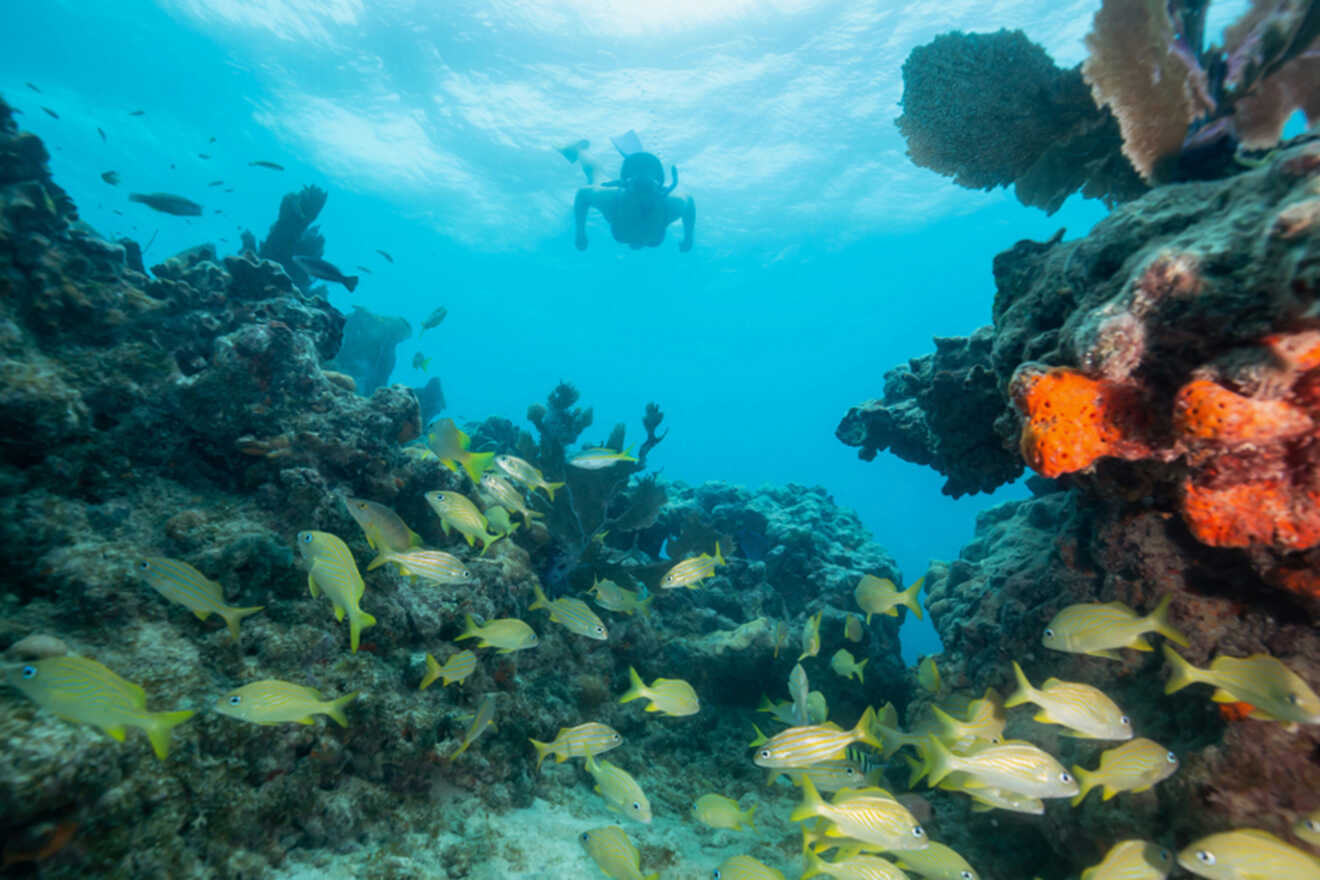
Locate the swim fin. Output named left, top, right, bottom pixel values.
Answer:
left=610, top=129, right=645, bottom=156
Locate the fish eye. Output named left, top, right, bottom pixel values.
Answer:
left=462, top=571, right=471, bottom=578
left=21, top=665, right=36, bottom=679
left=229, top=695, right=242, bottom=705
left=595, top=626, right=605, bottom=634
left=579, top=832, right=589, bottom=842
left=912, top=825, right=925, bottom=837
left=845, top=767, right=856, bottom=776
left=759, top=749, right=772, bottom=760
left=1043, top=627, right=1054, bottom=639
left=1060, top=771, right=1073, bottom=783
left=1196, top=851, right=1215, bottom=865
left=356, top=502, right=367, bottom=509
left=1120, top=715, right=1130, bottom=725
left=1166, top=751, right=1177, bottom=763
left=1287, top=693, right=1300, bottom=704
left=1307, top=819, right=1319, bottom=832
left=1158, top=850, right=1171, bottom=862
left=961, top=874, right=974, bottom=880
left=138, top=560, right=150, bottom=570
left=611, top=734, right=621, bottom=742
left=712, top=872, right=722, bottom=880
left=300, top=533, right=313, bottom=543
left=631, top=802, right=641, bottom=811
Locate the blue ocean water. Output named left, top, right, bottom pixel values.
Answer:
left=3, top=0, right=1257, bottom=661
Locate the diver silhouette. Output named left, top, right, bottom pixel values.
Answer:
left=563, top=130, right=695, bottom=252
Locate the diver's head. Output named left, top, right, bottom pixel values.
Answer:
left=620, top=151, right=665, bottom=197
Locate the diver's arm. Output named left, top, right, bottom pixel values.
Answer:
left=678, top=195, right=695, bottom=252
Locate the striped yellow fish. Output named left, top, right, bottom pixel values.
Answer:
left=957, top=781, right=1045, bottom=815
left=588, top=758, right=652, bottom=823
left=802, top=848, right=909, bottom=880
left=569, top=446, right=638, bottom=470
left=753, top=707, right=880, bottom=769
left=587, top=577, right=653, bottom=617
left=342, top=496, right=422, bottom=570
left=480, top=471, right=542, bottom=521
left=529, top=722, right=622, bottom=769
left=923, top=736, right=1077, bottom=799
left=1163, top=646, right=1320, bottom=725
left=297, top=530, right=376, bottom=653
left=455, top=614, right=538, bottom=653
left=917, top=656, right=941, bottom=694
left=424, top=490, right=503, bottom=554
left=1178, top=829, right=1320, bottom=880
left=619, top=666, right=699, bottom=716
left=494, top=454, right=563, bottom=500
left=579, top=825, right=658, bottom=880
left=929, top=690, right=1005, bottom=750
left=691, top=793, right=756, bottom=831
left=137, top=556, right=263, bottom=640
left=383, top=549, right=474, bottom=585
left=766, top=749, right=884, bottom=791
left=714, top=854, right=785, bottom=880
left=420, top=650, right=476, bottom=690
left=1043, top=596, right=1187, bottom=660
left=659, top=542, right=726, bottom=589
left=425, top=418, right=494, bottom=484
left=895, top=841, right=982, bottom=880
left=530, top=583, right=608, bottom=640
left=799, top=610, right=823, bottom=661
left=215, top=680, right=358, bottom=726
left=450, top=693, right=498, bottom=759
left=1081, top=840, right=1174, bottom=880
left=830, top=649, right=868, bottom=684
left=483, top=505, right=519, bottom=540
left=1007, top=662, right=1133, bottom=740
left=855, top=574, right=923, bottom=623
left=1072, top=738, right=1178, bottom=805
left=7, top=656, right=194, bottom=759
left=844, top=614, right=864, bottom=643
left=790, top=774, right=928, bottom=852
left=1296, top=808, right=1320, bottom=846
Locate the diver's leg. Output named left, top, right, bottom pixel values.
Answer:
left=558, top=138, right=604, bottom=185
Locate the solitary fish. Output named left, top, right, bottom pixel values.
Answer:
left=923, top=736, right=1077, bottom=799
left=1177, top=829, right=1320, bottom=880
left=450, top=693, right=498, bottom=759
left=844, top=613, right=864, bottom=643
left=383, top=550, right=474, bottom=585
left=427, top=420, right=496, bottom=484
left=1080, top=840, right=1173, bottom=880
left=376, top=248, right=394, bottom=263
left=129, top=109, right=145, bottom=116
left=918, top=656, right=942, bottom=694
left=412, top=352, right=430, bottom=372
left=619, top=666, right=699, bottom=716
left=588, top=758, right=652, bottom=823
left=296, top=530, right=376, bottom=653
left=6, top=656, right=194, bottom=760
left=249, top=160, right=284, bottom=170
left=570, top=446, right=638, bottom=470
left=799, top=610, right=823, bottom=661
left=855, top=574, right=924, bottom=623
left=1071, top=738, right=1179, bottom=805
left=1006, top=661, right=1133, bottom=740
left=455, top=614, right=538, bottom=653
left=41, top=106, right=59, bottom=119
left=529, top=722, right=622, bottom=769
left=420, top=306, right=447, bottom=334
left=356, top=265, right=373, bottom=274
left=25, top=82, right=41, bottom=92
left=215, top=680, right=357, bottom=726
left=420, top=650, right=477, bottom=690
left=1163, top=646, right=1320, bottom=725
left=207, top=179, right=224, bottom=186
left=660, top=542, right=725, bottom=589
left=830, top=648, right=868, bottom=684
left=494, top=454, right=563, bottom=500
left=97, top=127, right=106, bottom=141
left=101, top=171, right=120, bottom=185
left=530, top=583, right=608, bottom=640
left=691, top=793, right=756, bottom=831
left=481, top=471, right=542, bottom=522
left=586, top=577, right=652, bottom=617
left=1044, top=596, right=1187, bottom=660
left=713, top=854, right=784, bottom=880
left=293, top=255, right=358, bottom=292
left=752, top=707, right=881, bottom=768
left=129, top=192, right=202, bottom=216
left=424, top=489, right=503, bottom=554
left=790, top=775, right=928, bottom=852
left=579, top=825, right=658, bottom=880
left=343, top=496, right=423, bottom=570
left=137, top=556, right=264, bottom=640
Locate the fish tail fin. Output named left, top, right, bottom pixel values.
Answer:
left=1070, top=765, right=1095, bottom=807
left=349, top=609, right=377, bottom=653
left=800, top=846, right=827, bottom=880
left=221, top=605, right=264, bottom=640
left=1147, top=594, right=1189, bottom=647
left=788, top=773, right=825, bottom=823
left=855, top=658, right=868, bottom=684
left=864, top=611, right=873, bottom=625
left=461, top=451, right=495, bottom=484
left=1162, top=644, right=1203, bottom=694
left=529, top=583, right=550, bottom=611
left=903, top=753, right=927, bottom=788
left=714, top=541, right=725, bottom=567
left=420, top=653, right=441, bottom=691
left=343, top=275, right=359, bottom=292
left=325, top=691, right=359, bottom=727
left=1005, top=661, right=1037, bottom=708
left=748, top=723, right=769, bottom=748
left=365, top=552, right=390, bottom=571
left=529, top=738, right=552, bottom=771
left=923, top=735, right=956, bottom=788
left=143, top=709, right=195, bottom=760
left=899, top=580, right=925, bottom=620
left=853, top=705, right=882, bottom=751
left=637, top=595, right=654, bottom=618
left=619, top=666, right=646, bottom=704
left=743, top=804, right=757, bottom=831
left=455, top=614, right=478, bottom=641
left=930, top=704, right=959, bottom=738
left=478, top=531, right=504, bottom=556
left=543, top=481, right=564, bottom=501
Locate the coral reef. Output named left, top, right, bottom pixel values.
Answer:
left=326, top=305, right=412, bottom=395
left=243, top=185, right=328, bottom=293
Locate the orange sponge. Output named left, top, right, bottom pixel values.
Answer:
left=1182, top=481, right=1320, bottom=549
left=1173, top=379, right=1313, bottom=447
left=1012, top=366, right=1149, bottom=477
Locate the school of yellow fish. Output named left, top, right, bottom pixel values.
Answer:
left=4, top=415, right=1319, bottom=879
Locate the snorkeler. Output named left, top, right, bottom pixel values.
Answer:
left=562, top=131, right=695, bottom=252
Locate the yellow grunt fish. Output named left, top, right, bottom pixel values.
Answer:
left=855, top=574, right=923, bottom=624
left=766, top=753, right=883, bottom=791
left=588, top=758, right=652, bottom=823
left=619, top=666, right=699, bottom=716
left=1007, top=662, right=1133, bottom=740
left=579, top=825, right=658, bottom=880
left=799, top=610, right=823, bottom=661
left=1081, top=839, right=1174, bottom=880
left=342, top=496, right=422, bottom=570
left=831, top=649, right=868, bottom=684
left=1163, top=646, right=1320, bottom=725
left=383, top=549, right=474, bottom=585
left=530, top=722, right=622, bottom=769
left=844, top=614, right=864, bottom=643
left=425, top=418, right=495, bottom=484
left=1072, top=737, right=1178, bottom=805
left=789, top=663, right=811, bottom=725
left=895, top=841, right=982, bottom=880
left=691, top=793, right=757, bottom=831
left=660, top=542, right=726, bottom=589
left=713, top=854, right=785, bottom=880
left=137, top=556, right=264, bottom=640
left=455, top=614, right=538, bottom=653
left=424, top=490, right=504, bottom=554
left=483, top=504, right=520, bottom=540
left=930, top=691, right=1006, bottom=750
left=917, top=656, right=941, bottom=695
left=773, top=619, right=790, bottom=659
left=790, top=774, right=928, bottom=852
left=1177, top=829, right=1320, bottom=880
left=587, top=577, right=653, bottom=617
left=450, top=693, right=498, bottom=759
left=297, top=530, right=376, bottom=653
left=6, top=656, right=194, bottom=760
left=753, top=707, right=881, bottom=769
left=530, top=583, right=608, bottom=640
left=1296, top=808, right=1320, bottom=846
left=1042, top=596, right=1187, bottom=660
left=480, top=471, right=543, bottom=522
left=494, top=454, right=563, bottom=500
left=570, top=446, right=638, bottom=469
left=420, top=650, right=476, bottom=690
left=923, top=736, right=1077, bottom=799
left=216, top=680, right=358, bottom=727
left=802, top=848, right=910, bottom=880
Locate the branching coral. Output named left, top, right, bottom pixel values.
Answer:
left=253, top=185, right=327, bottom=292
